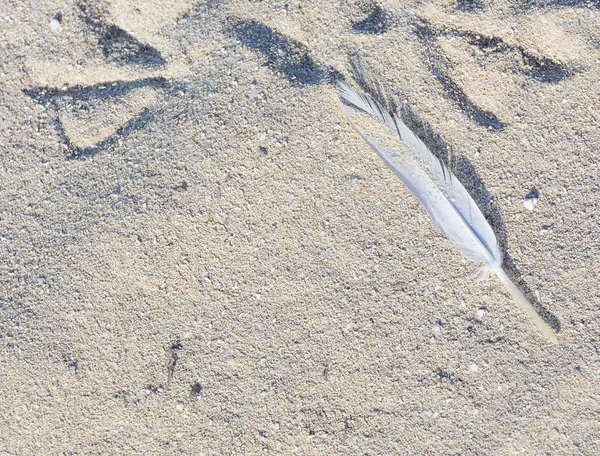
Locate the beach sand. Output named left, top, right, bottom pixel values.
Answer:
left=1, top=0, right=599, bottom=454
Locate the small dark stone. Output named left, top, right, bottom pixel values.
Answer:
left=258, top=146, right=268, bottom=155
left=190, top=382, right=203, bottom=398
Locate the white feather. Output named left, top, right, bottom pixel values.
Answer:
left=336, top=80, right=557, bottom=343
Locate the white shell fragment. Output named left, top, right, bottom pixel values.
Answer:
left=523, top=195, right=538, bottom=211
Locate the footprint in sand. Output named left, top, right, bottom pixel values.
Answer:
left=23, top=0, right=196, bottom=159
left=348, top=2, right=588, bottom=130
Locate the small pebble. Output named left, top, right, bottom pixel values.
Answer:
left=469, top=363, right=479, bottom=372
left=523, top=196, right=538, bottom=211
left=477, top=308, right=486, bottom=318
left=50, top=11, right=62, bottom=30
left=432, top=321, right=442, bottom=332
left=549, top=428, right=560, bottom=440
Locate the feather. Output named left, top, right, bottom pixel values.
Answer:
left=335, top=80, right=557, bottom=343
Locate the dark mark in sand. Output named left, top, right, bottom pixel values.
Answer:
left=233, top=20, right=332, bottom=85
left=77, top=0, right=165, bottom=68
left=351, top=3, right=392, bottom=35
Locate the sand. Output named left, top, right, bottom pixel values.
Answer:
left=1, top=0, right=599, bottom=454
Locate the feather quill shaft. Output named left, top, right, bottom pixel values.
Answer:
left=336, top=80, right=557, bottom=343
